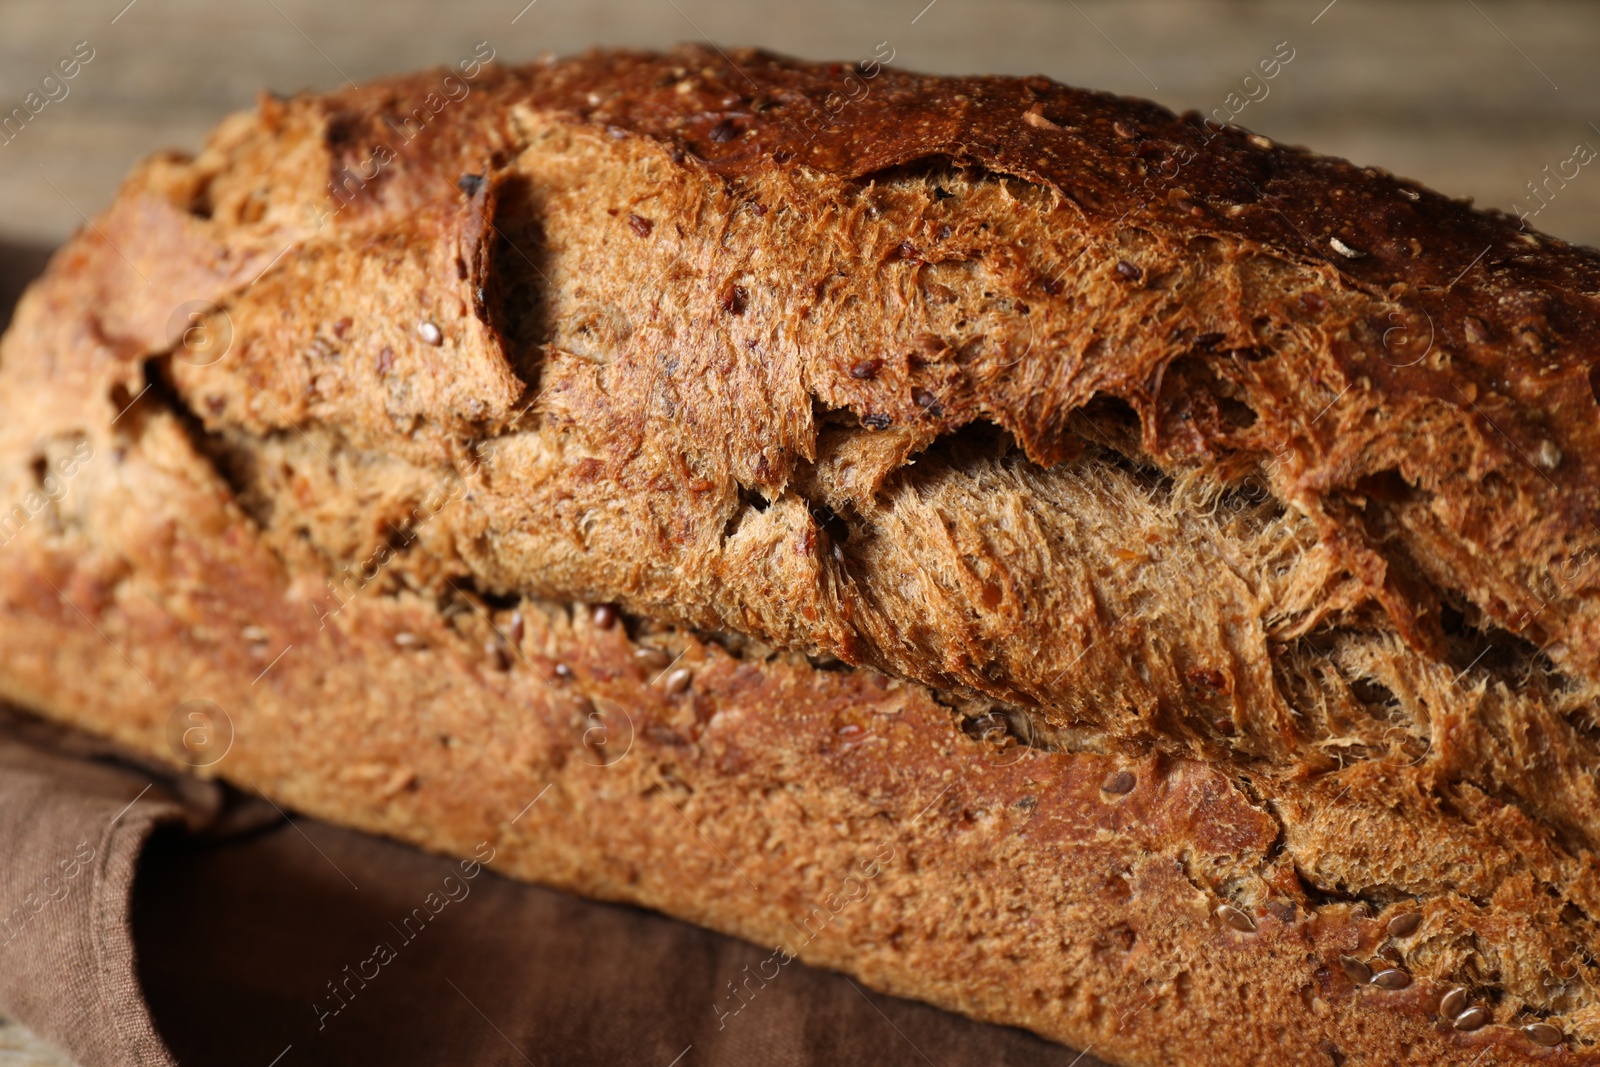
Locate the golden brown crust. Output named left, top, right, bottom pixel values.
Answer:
left=3, top=47, right=1600, bottom=1066
left=0, top=496, right=1591, bottom=1066
left=168, top=45, right=1600, bottom=678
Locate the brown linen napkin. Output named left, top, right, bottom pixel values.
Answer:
left=0, top=713, right=184, bottom=1067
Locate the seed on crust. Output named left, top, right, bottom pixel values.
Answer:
left=592, top=603, right=618, bottom=629
left=1522, top=1022, right=1563, bottom=1047
left=1329, top=236, right=1364, bottom=259
left=417, top=321, right=443, bottom=345
left=635, top=646, right=671, bottom=670
left=1021, top=104, right=1061, bottom=130
left=1338, top=956, right=1372, bottom=984
left=1386, top=912, right=1421, bottom=938
left=1101, top=770, right=1136, bottom=795
left=664, top=667, right=693, bottom=694
left=1453, top=1006, right=1489, bottom=1031
left=1438, top=987, right=1468, bottom=1019
left=1370, top=968, right=1411, bottom=990
left=1215, top=904, right=1255, bottom=932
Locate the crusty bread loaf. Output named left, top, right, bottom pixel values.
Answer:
left=2, top=45, right=1598, bottom=1065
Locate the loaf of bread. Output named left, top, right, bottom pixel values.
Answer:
left=3, top=44, right=1599, bottom=1065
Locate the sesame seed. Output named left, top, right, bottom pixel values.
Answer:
left=1329, top=237, right=1364, bottom=259
left=1215, top=904, right=1255, bottom=932
left=1538, top=440, right=1562, bottom=469
left=240, top=625, right=270, bottom=643
left=394, top=632, right=420, bottom=648
left=1370, top=968, right=1411, bottom=990
left=1386, top=912, right=1421, bottom=938
left=1022, top=105, right=1061, bottom=131
left=1522, top=1022, right=1563, bottom=1047
left=509, top=611, right=525, bottom=648
left=1338, top=956, right=1372, bottom=984
left=1248, top=134, right=1272, bottom=150
left=417, top=321, right=443, bottom=345
left=664, top=667, right=693, bottom=694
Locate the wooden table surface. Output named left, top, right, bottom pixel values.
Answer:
left=0, top=1, right=1597, bottom=1065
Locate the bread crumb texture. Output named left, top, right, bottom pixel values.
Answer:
left=2, top=47, right=1600, bottom=1066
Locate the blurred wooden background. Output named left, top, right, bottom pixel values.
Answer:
left=0, top=1, right=1597, bottom=1064
left=1, top=0, right=1598, bottom=251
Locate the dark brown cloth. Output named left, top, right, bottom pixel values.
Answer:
left=0, top=245, right=1104, bottom=1067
